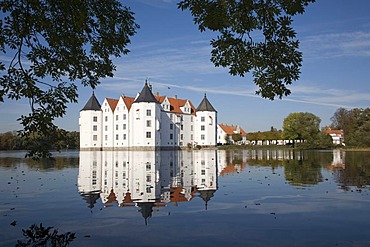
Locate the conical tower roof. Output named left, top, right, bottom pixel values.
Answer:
left=81, top=92, right=101, bottom=111
left=134, top=82, right=159, bottom=103
left=196, top=94, right=216, bottom=112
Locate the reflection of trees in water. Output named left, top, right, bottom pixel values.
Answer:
left=283, top=150, right=336, bottom=186
left=333, top=152, right=370, bottom=191
left=0, top=156, right=79, bottom=170
left=283, top=157, right=323, bottom=186
left=239, top=150, right=335, bottom=186
left=232, top=149, right=370, bottom=188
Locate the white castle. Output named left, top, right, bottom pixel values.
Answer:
left=79, top=82, right=217, bottom=150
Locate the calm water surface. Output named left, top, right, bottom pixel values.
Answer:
left=1, top=149, right=370, bottom=247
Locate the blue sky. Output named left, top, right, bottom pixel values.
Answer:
left=1, top=0, right=370, bottom=133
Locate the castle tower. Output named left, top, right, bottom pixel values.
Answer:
left=129, top=82, right=162, bottom=149
left=194, top=94, right=217, bottom=147
left=79, top=92, right=102, bottom=150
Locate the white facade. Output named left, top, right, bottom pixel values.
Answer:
left=79, top=83, right=217, bottom=150
left=194, top=110, right=217, bottom=146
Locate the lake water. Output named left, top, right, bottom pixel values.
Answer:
left=1, top=149, right=370, bottom=247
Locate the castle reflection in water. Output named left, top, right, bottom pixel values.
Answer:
left=78, top=149, right=345, bottom=221
left=78, top=150, right=220, bottom=222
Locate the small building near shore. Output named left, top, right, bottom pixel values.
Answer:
left=325, top=128, right=344, bottom=145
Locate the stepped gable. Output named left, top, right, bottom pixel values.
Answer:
left=134, top=82, right=159, bottom=103
left=81, top=92, right=101, bottom=111
left=196, top=94, right=216, bottom=112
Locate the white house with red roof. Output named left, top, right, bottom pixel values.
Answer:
left=325, top=128, right=344, bottom=145
left=79, top=82, right=217, bottom=150
left=217, top=124, right=248, bottom=145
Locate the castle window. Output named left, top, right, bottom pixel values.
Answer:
left=105, top=116, right=108, bottom=122
left=170, top=123, right=173, bottom=130
left=201, top=116, right=205, bottom=122
left=181, top=134, right=183, bottom=140
left=93, top=125, right=97, bottom=131
left=191, top=116, right=193, bottom=122
left=170, top=133, right=173, bottom=140
left=93, top=116, right=97, bottom=122
left=105, top=135, right=108, bottom=141
left=146, top=132, right=151, bottom=138
left=191, top=125, right=193, bottom=131
left=146, top=109, right=151, bottom=116
left=123, top=114, right=126, bottom=120
left=93, top=135, right=97, bottom=141
left=116, top=125, right=118, bottom=130
left=116, top=134, right=119, bottom=140
left=201, top=170, right=205, bottom=175
left=146, top=120, right=151, bottom=127
left=105, top=126, right=108, bottom=131
left=92, top=170, right=97, bottom=184
left=181, top=125, right=183, bottom=130
left=116, top=115, right=118, bottom=120
left=146, top=162, right=151, bottom=171
left=201, top=134, right=205, bottom=140
left=123, top=124, right=126, bottom=130
left=191, top=134, right=193, bottom=140
left=201, top=125, right=205, bottom=131
left=123, top=134, right=126, bottom=140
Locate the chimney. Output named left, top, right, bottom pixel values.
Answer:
left=174, top=95, right=177, bottom=99
left=154, top=92, right=159, bottom=97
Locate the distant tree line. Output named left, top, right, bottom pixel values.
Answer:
left=246, top=127, right=283, bottom=143
left=0, top=130, right=79, bottom=151
left=245, top=107, right=370, bottom=149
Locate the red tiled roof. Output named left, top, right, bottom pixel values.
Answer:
left=105, top=94, right=196, bottom=114
left=105, top=189, right=117, bottom=203
left=169, top=186, right=196, bottom=203
left=219, top=124, right=247, bottom=136
left=122, top=96, right=135, bottom=111
left=219, top=162, right=248, bottom=176
left=106, top=98, right=119, bottom=112
left=325, top=128, right=343, bottom=135
left=155, top=95, right=196, bottom=115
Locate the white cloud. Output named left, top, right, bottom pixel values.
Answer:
left=301, top=31, right=370, bottom=59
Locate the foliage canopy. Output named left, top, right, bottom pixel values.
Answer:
left=282, top=112, right=320, bottom=144
left=0, top=0, right=139, bottom=158
left=178, top=0, right=315, bottom=100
